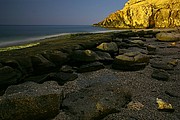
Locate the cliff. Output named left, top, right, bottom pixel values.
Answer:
left=95, top=0, right=180, bottom=28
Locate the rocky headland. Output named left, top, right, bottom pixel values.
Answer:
left=94, top=0, right=180, bottom=28
left=0, top=29, right=180, bottom=120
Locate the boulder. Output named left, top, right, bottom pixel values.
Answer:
left=151, top=69, right=169, bottom=81
left=0, top=66, right=22, bottom=86
left=31, top=54, right=56, bottom=74
left=95, top=51, right=114, bottom=62
left=112, top=52, right=149, bottom=70
left=62, top=83, right=131, bottom=120
left=0, top=81, right=63, bottom=120
left=60, top=65, right=74, bottom=73
left=43, top=72, right=78, bottom=85
left=42, top=50, right=69, bottom=66
left=96, top=42, right=118, bottom=53
left=71, top=50, right=100, bottom=62
left=156, top=32, right=180, bottom=42
left=77, top=62, right=105, bottom=73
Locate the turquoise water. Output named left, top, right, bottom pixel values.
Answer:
left=0, top=25, right=108, bottom=47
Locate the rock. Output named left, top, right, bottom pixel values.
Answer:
left=31, top=54, right=56, bottom=74
left=42, top=50, right=69, bottom=66
left=0, top=63, right=3, bottom=68
left=53, top=111, right=72, bottom=120
left=151, top=69, right=169, bottom=81
left=94, top=0, right=180, bottom=28
left=127, top=101, right=144, bottom=110
left=44, top=72, right=78, bottom=85
left=96, top=42, right=118, bottom=53
left=168, top=59, right=178, bottom=66
left=156, top=32, right=180, bottom=42
left=146, top=44, right=157, bottom=52
left=0, top=66, right=22, bottom=86
left=95, top=51, right=114, bottom=62
left=150, top=61, right=174, bottom=70
left=156, top=98, right=174, bottom=112
left=130, top=40, right=145, bottom=46
left=62, top=83, right=131, bottom=120
left=77, top=62, right=105, bottom=73
left=71, top=50, right=100, bottom=62
left=128, top=47, right=148, bottom=54
left=112, top=52, right=149, bottom=70
left=0, top=81, right=63, bottom=120
left=60, top=65, right=74, bottom=73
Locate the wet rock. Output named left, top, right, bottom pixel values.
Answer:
left=62, top=83, right=131, bottom=120
left=44, top=72, right=78, bottom=85
left=77, top=62, right=105, bottom=73
left=60, top=65, right=74, bottom=73
left=96, top=42, right=118, bottom=53
left=112, top=52, right=149, bottom=71
left=151, top=69, right=169, bottom=81
left=42, top=50, right=69, bottom=66
left=31, top=54, right=56, bottom=74
left=0, top=66, right=22, bottom=86
left=0, top=81, right=63, bottom=120
left=71, top=50, right=100, bottom=62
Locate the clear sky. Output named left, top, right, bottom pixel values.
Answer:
left=0, top=0, right=128, bottom=25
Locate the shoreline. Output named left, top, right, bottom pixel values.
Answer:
left=0, top=28, right=176, bottom=49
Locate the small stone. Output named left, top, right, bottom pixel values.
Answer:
left=127, top=101, right=144, bottom=110
left=168, top=59, right=178, bottom=66
left=156, top=98, right=174, bottom=112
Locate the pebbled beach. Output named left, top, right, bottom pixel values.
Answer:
left=0, top=29, right=180, bottom=120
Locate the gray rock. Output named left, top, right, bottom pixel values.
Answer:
left=150, top=61, right=174, bottom=70
left=31, top=54, right=56, bottom=74
left=96, top=42, right=118, bottom=53
left=112, top=52, right=149, bottom=71
left=151, top=69, right=169, bottom=81
left=44, top=72, right=78, bottom=85
left=42, top=50, right=69, bottom=66
left=130, top=40, right=145, bottom=46
left=60, top=65, right=74, bottom=73
left=77, top=62, right=105, bottom=73
left=0, top=66, right=22, bottom=86
left=95, top=51, right=113, bottom=62
left=62, top=83, right=131, bottom=120
left=71, top=50, right=100, bottom=62
left=0, top=81, right=63, bottom=120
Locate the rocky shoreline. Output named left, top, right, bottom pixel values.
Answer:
left=0, top=29, right=180, bottom=120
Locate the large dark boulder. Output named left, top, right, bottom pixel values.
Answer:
left=77, top=62, right=105, bottom=73
left=0, top=66, right=22, bottom=86
left=112, top=52, right=149, bottom=71
left=0, top=81, right=63, bottom=120
left=31, top=54, right=56, bottom=74
left=71, top=50, right=100, bottom=62
left=42, top=50, right=69, bottom=66
left=62, top=83, right=131, bottom=120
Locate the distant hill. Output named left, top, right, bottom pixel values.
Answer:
left=94, top=0, right=180, bottom=28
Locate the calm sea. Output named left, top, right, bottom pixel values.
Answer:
left=0, top=25, right=108, bottom=47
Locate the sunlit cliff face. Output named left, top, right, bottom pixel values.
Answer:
left=95, top=0, right=180, bottom=28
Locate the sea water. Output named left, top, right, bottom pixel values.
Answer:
left=0, top=25, right=109, bottom=47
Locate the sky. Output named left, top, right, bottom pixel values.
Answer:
left=0, top=0, right=128, bottom=25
